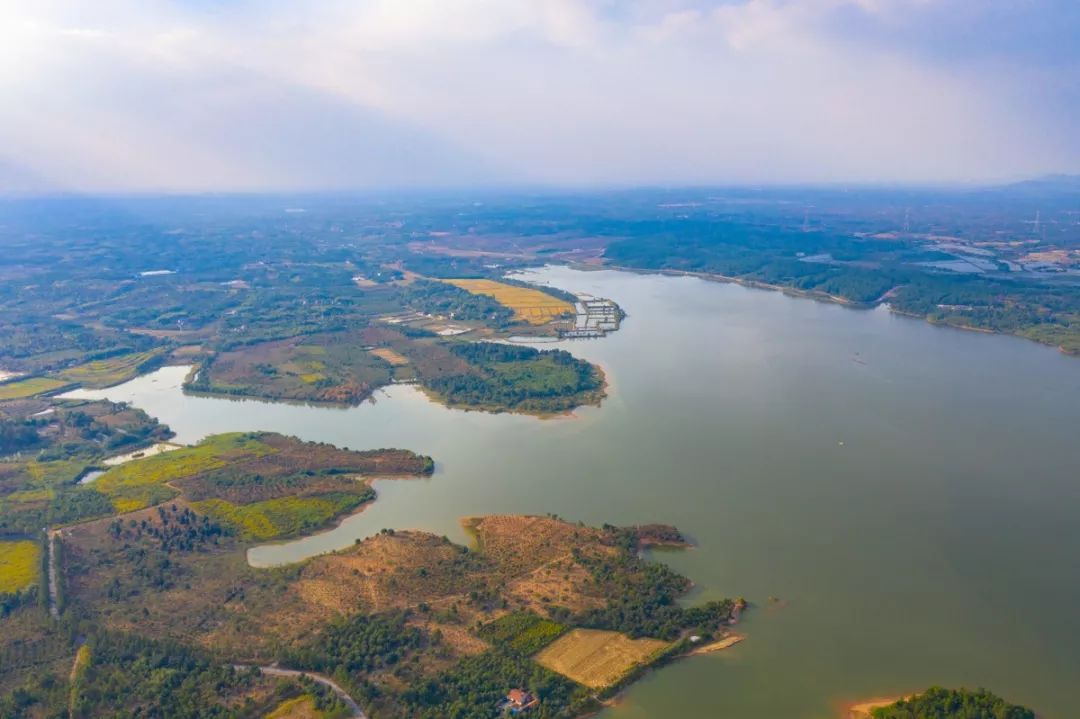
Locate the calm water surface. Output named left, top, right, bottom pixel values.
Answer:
left=69, top=267, right=1080, bottom=719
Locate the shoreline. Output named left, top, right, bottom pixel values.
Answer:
left=185, top=360, right=607, bottom=421
left=580, top=631, right=747, bottom=719
left=604, top=264, right=859, bottom=308
left=605, top=264, right=1078, bottom=358
left=245, top=472, right=436, bottom=568
left=843, top=695, right=913, bottom=718
left=415, top=362, right=608, bottom=421
left=687, top=633, right=745, bottom=655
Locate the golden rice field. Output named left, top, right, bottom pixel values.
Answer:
left=0, top=376, right=70, bottom=400
left=534, top=628, right=670, bottom=689
left=0, top=539, right=41, bottom=594
left=443, top=279, right=574, bottom=325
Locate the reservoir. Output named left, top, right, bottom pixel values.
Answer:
left=67, top=266, right=1080, bottom=718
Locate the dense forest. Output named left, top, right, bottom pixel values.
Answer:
left=0, top=629, right=346, bottom=719
left=425, top=342, right=604, bottom=413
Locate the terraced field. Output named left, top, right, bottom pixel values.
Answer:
left=442, top=279, right=574, bottom=324
left=57, top=349, right=166, bottom=388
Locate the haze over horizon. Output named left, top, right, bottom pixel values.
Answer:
left=2, top=0, right=1078, bottom=193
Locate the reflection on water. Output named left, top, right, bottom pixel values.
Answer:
left=70, top=267, right=1080, bottom=719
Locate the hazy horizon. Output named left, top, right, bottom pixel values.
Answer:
left=2, top=1, right=1078, bottom=193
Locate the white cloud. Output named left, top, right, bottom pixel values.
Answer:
left=0, top=0, right=1075, bottom=191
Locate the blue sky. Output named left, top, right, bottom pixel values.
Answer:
left=0, top=0, right=1077, bottom=192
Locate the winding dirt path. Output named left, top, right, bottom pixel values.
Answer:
left=232, top=665, right=366, bottom=718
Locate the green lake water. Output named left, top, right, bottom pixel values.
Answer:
left=68, top=266, right=1080, bottom=718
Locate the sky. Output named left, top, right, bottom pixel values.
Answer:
left=0, top=0, right=1077, bottom=192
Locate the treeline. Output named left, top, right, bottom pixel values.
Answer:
left=0, top=487, right=114, bottom=537
left=0, top=585, right=37, bottom=619
left=0, top=420, right=40, bottom=456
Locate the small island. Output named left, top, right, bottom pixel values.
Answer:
left=848, top=687, right=1035, bottom=719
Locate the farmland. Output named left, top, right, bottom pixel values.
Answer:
left=0, top=377, right=71, bottom=400
left=0, top=539, right=40, bottom=594
left=368, top=347, right=408, bottom=366
left=535, top=629, right=670, bottom=689
left=479, top=611, right=568, bottom=655
left=57, top=349, right=166, bottom=388
left=193, top=491, right=373, bottom=541
left=443, top=279, right=575, bottom=325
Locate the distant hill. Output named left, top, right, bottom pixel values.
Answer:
left=1001, top=174, right=1080, bottom=195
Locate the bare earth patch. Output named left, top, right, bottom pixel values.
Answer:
left=368, top=347, right=409, bottom=366
left=844, top=696, right=913, bottom=718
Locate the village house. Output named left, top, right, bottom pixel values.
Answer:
left=502, top=688, right=539, bottom=714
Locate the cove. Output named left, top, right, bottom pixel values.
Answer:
left=66, top=266, right=1080, bottom=719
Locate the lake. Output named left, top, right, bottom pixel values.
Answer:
left=66, top=266, right=1080, bottom=718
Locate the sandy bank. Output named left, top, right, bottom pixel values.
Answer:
left=688, top=633, right=745, bottom=655
left=844, top=695, right=913, bottom=718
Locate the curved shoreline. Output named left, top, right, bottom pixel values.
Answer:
left=605, top=264, right=1078, bottom=357
left=842, top=695, right=913, bottom=718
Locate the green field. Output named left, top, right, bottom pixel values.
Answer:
left=0, top=377, right=71, bottom=400
left=0, top=539, right=40, bottom=594
left=479, top=611, right=568, bottom=655
left=194, top=492, right=370, bottom=541
left=92, top=433, right=274, bottom=512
